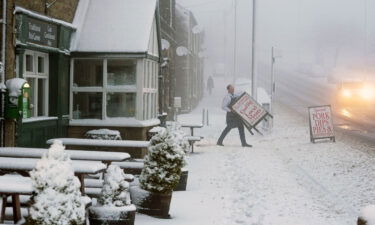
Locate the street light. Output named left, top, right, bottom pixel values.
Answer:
left=233, top=0, right=237, bottom=84
left=251, top=0, right=257, bottom=99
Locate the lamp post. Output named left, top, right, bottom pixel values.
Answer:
left=251, top=0, right=257, bottom=99
left=233, top=0, right=237, bottom=84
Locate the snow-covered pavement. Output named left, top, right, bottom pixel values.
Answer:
left=135, top=78, right=375, bottom=225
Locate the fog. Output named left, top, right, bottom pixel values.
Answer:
left=177, top=0, right=375, bottom=86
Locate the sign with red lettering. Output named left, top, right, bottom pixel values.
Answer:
left=308, top=105, right=335, bottom=143
left=231, top=92, right=269, bottom=127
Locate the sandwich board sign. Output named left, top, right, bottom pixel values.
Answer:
left=230, top=92, right=273, bottom=135
left=308, top=105, right=335, bottom=143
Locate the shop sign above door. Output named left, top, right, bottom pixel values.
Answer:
left=27, top=18, right=57, bottom=48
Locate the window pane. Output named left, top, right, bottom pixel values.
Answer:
left=37, top=79, right=45, bottom=116
left=107, top=93, right=135, bottom=117
left=26, top=54, right=33, bottom=72
left=37, top=56, right=44, bottom=73
left=26, top=78, right=35, bottom=117
left=73, top=92, right=102, bottom=119
left=107, top=60, right=136, bottom=86
left=73, top=60, right=103, bottom=87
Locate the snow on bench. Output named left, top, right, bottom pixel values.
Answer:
left=180, top=123, right=204, bottom=136
left=0, top=175, right=32, bottom=195
left=0, top=157, right=106, bottom=195
left=0, top=157, right=106, bottom=175
left=0, top=175, right=33, bottom=224
left=184, top=136, right=203, bottom=153
left=84, top=174, right=134, bottom=188
left=0, top=147, right=131, bottom=163
left=47, top=138, right=149, bottom=148
left=112, top=161, right=144, bottom=175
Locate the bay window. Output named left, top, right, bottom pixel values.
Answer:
left=71, top=58, right=137, bottom=120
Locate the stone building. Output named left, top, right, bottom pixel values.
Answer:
left=175, top=4, right=204, bottom=112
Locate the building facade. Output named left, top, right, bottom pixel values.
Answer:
left=1, top=0, right=202, bottom=153
left=175, top=4, right=204, bottom=112
left=159, top=0, right=177, bottom=120
left=1, top=0, right=79, bottom=147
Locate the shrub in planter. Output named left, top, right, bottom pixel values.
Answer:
left=27, top=140, right=89, bottom=225
left=89, top=165, right=136, bottom=225
left=167, top=122, right=190, bottom=191
left=130, top=129, right=186, bottom=218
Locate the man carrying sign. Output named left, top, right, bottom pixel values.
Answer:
left=217, top=84, right=252, bottom=147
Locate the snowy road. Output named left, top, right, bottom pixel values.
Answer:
left=135, top=77, right=375, bottom=225
left=274, top=70, right=375, bottom=144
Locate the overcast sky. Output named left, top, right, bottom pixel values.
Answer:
left=177, top=0, right=375, bottom=81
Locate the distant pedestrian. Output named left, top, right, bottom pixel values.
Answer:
left=217, top=84, right=252, bottom=147
left=207, top=76, right=214, bottom=95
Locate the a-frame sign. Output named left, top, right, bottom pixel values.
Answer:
left=230, top=92, right=273, bottom=135
left=308, top=105, right=335, bottom=143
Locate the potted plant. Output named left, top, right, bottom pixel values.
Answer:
left=167, top=122, right=190, bottom=191
left=130, top=129, right=186, bottom=218
left=89, top=165, right=136, bottom=225
left=27, top=140, right=89, bottom=225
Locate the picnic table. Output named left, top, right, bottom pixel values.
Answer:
left=47, top=138, right=149, bottom=148
left=47, top=138, right=150, bottom=158
left=181, top=123, right=204, bottom=136
left=0, top=147, right=130, bottom=165
left=0, top=175, right=33, bottom=224
left=0, top=157, right=106, bottom=194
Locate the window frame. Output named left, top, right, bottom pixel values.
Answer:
left=70, top=58, right=138, bottom=120
left=23, top=50, right=49, bottom=117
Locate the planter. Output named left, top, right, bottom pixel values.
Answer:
left=173, top=170, right=188, bottom=191
left=130, top=185, right=172, bottom=218
left=88, top=205, right=136, bottom=225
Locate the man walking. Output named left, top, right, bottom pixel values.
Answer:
left=217, top=84, right=252, bottom=147
left=207, top=76, right=214, bottom=95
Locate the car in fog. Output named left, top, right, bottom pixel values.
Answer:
left=335, top=80, right=375, bottom=118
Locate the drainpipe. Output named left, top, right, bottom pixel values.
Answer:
left=0, top=0, right=7, bottom=147
left=1, top=0, right=6, bottom=85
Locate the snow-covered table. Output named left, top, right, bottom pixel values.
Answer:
left=0, top=175, right=33, bottom=224
left=47, top=138, right=150, bottom=158
left=181, top=123, right=204, bottom=136
left=112, top=161, right=144, bottom=175
left=0, top=157, right=106, bottom=194
left=47, top=138, right=149, bottom=148
left=0, top=147, right=131, bottom=164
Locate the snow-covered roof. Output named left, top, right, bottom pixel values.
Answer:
left=71, top=0, right=157, bottom=53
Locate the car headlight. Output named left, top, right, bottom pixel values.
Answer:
left=360, top=86, right=374, bottom=99
left=342, top=89, right=352, bottom=97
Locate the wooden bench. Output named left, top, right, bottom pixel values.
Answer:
left=47, top=138, right=150, bottom=158
left=0, top=175, right=33, bottom=224
left=185, top=136, right=203, bottom=153
left=0, top=157, right=106, bottom=194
